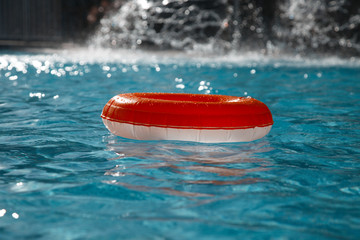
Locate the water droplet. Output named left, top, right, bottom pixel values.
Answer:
left=65, top=66, right=73, bottom=72
left=198, top=85, right=208, bottom=91
left=132, top=65, right=139, bottom=72
left=0, top=209, right=6, bottom=217
left=176, top=84, right=185, bottom=89
left=29, top=92, right=45, bottom=99
left=12, top=213, right=19, bottom=219
left=9, top=75, right=18, bottom=81
left=137, top=0, right=151, bottom=10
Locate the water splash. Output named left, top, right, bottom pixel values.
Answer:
left=89, top=0, right=360, bottom=56
left=0, top=48, right=360, bottom=68
left=90, top=0, right=231, bottom=52
left=274, top=0, right=360, bottom=55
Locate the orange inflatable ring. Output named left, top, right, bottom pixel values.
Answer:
left=101, top=93, right=273, bottom=143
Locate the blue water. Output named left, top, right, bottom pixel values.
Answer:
left=1, top=49, right=360, bottom=239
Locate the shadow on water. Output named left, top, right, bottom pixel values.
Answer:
left=102, top=135, right=274, bottom=200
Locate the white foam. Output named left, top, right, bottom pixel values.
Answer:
left=1, top=47, right=359, bottom=68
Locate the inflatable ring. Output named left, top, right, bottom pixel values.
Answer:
left=101, top=93, right=273, bottom=143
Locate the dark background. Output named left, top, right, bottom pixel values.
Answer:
left=0, top=0, right=359, bottom=56
left=0, top=0, right=110, bottom=47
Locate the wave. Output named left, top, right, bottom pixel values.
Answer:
left=1, top=47, right=360, bottom=68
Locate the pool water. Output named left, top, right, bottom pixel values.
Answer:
left=0, top=49, right=360, bottom=239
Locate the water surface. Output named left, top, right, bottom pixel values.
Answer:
left=0, top=49, right=360, bottom=239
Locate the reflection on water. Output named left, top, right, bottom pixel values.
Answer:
left=103, top=136, right=273, bottom=198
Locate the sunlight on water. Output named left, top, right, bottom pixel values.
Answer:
left=1, top=48, right=360, bottom=68
left=1, top=47, right=360, bottom=239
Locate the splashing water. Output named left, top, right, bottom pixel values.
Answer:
left=90, top=0, right=360, bottom=56
left=274, top=0, right=360, bottom=54
left=90, top=0, right=232, bottom=52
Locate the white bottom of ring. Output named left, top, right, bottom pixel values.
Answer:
left=103, top=119, right=272, bottom=143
